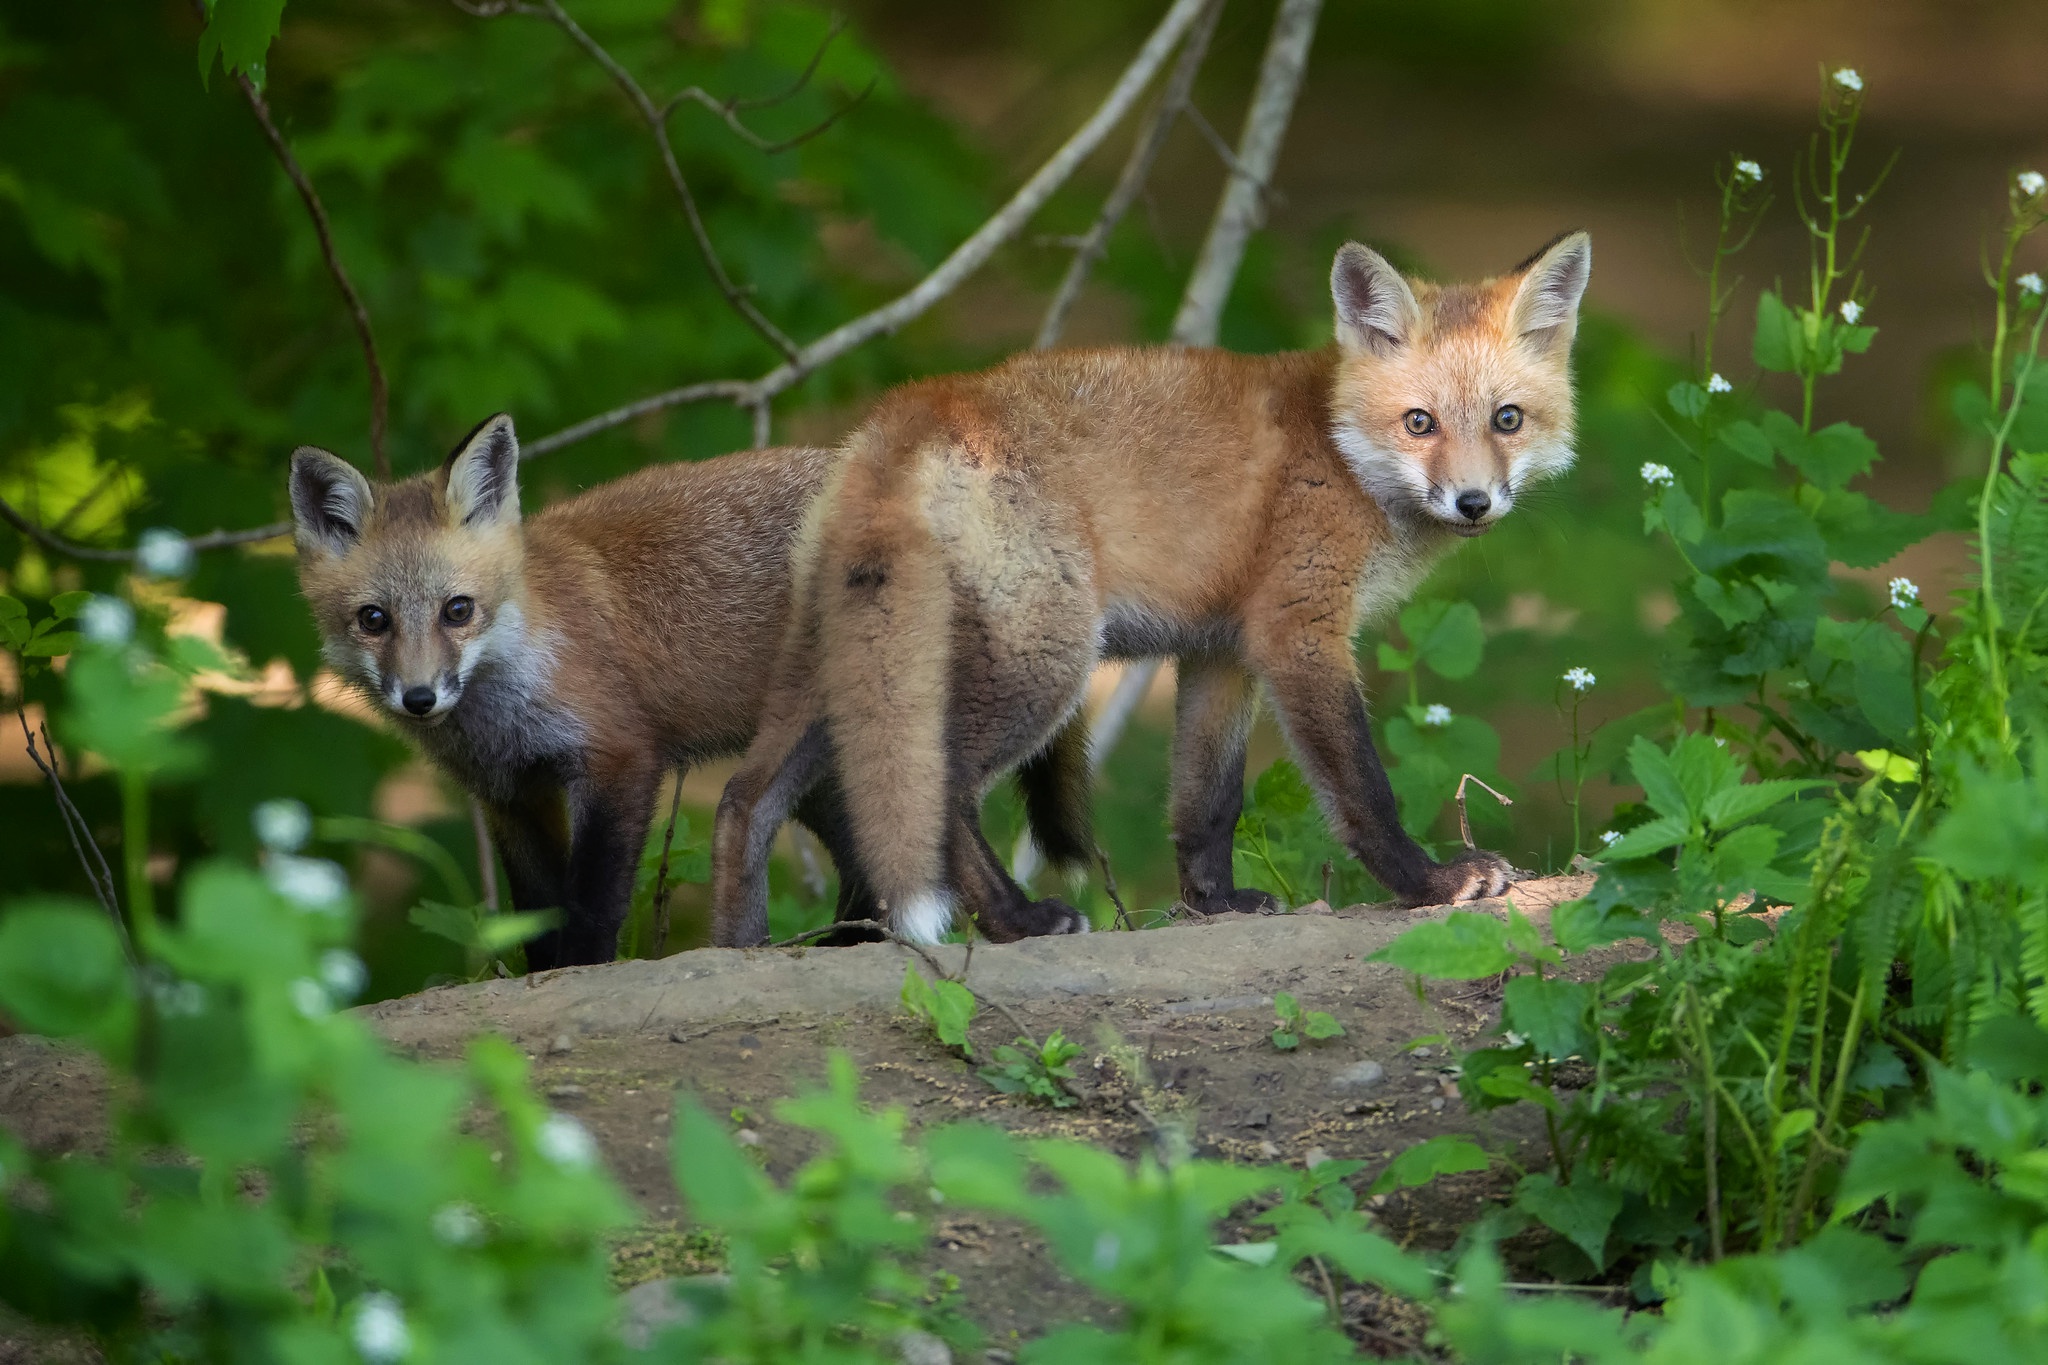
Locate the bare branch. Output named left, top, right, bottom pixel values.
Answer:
left=0, top=492, right=290, bottom=562
left=20, top=713, right=132, bottom=963
left=233, top=70, right=391, bottom=479
left=661, top=21, right=874, bottom=157
left=649, top=774, right=685, bottom=957
left=1171, top=0, right=1323, bottom=348
left=522, top=0, right=1216, bottom=458
left=519, top=0, right=801, bottom=361
left=1036, top=0, right=1226, bottom=350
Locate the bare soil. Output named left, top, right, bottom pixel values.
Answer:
left=0, top=876, right=1609, bottom=1358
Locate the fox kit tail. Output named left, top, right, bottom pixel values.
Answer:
left=816, top=449, right=958, bottom=944
left=1016, top=715, right=1094, bottom=877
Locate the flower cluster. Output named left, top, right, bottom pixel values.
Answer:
left=135, top=528, right=195, bottom=580
left=537, top=1112, right=597, bottom=1169
left=2020, top=170, right=2047, bottom=199
left=80, top=595, right=134, bottom=646
left=352, top=1293, right=410, bottom=1364
left=1420, top=703, right=1453, bottom=728
left=1889, top=576, right=1920, bottom=610
left=1563, top=666, right=1596, bottom=692
left=1598, top=829, right=1622, bottom=848
left=1733, top=159, right=1763, bottom=185
left=1641, top=462, right=1675, bottom=488
left=1833, top=67, right=1863, bottom=93
left=1839, top=298, right=1863, bottom=324
left=1707, top=372, right=1732, bottom=394
left=2020, top=272, right=2045, bottom=299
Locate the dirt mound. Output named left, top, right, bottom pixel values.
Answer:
left=0, top=876, right=1597, bottom=1352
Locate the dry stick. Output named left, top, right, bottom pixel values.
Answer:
left=1452, top=773, right=1514, bottom=850
left=0, top=494, right=290, bottom=563
left=468, top=798, right=501, bottom=913
left=19, top=713, right=132, bottom=963
left=1017, top=0, right=1324, bottom=884
left=232, top=69, right=390, bottom=479
left=1095, top=845, right=1135, bottom=930
left=649, top=775, right=686, bottom=956
left=531, top=0, right=802, bottom=362
left=1034, top=0, right=1227, bottom=349
left=522, top=0, right=1215, bottom=460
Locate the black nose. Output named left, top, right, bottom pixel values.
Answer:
left=402, top=685, right=437, bottom=716
left=1454, top=490, right=1492, bottom=522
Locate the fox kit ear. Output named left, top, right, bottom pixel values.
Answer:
left=1508, top=231, right=1592, bottom=352
left=289, top=447, right=374, bottom=557
left=1331, top=243, right=1421, bottom=356
left=444, top=413, right=521, bottom=529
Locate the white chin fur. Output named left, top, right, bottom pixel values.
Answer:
left=1330, top=418, right=1431, bottom=512
left=893, top=890, right=957, bottom=945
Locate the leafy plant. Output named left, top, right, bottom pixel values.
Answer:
left=1269, top=991, right=1345, bottom=1051
left=978, top=1029, right=1083, bottom=1107
left=899, top=962, right=977, bottom=1057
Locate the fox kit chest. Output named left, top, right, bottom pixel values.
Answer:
left=414, top=630, right=585, bottom=801
left=1349, top=522, right=1451, bottom=635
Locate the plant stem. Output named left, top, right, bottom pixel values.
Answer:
left=120, top=769, right=157, bottom=951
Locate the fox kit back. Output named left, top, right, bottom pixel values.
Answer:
left=719, top=233, right=1591, bottom=945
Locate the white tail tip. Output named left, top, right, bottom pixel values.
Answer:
left=893, top=890, right=956, bottom=946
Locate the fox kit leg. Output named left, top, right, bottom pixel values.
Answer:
left=711, top=709, right=832, bottom=948
left=1170, top=653, right=1281, bottom=914
left=548, top=755, right=662, bottom=966
left=486, top=783, right=572, bottom=970
left=1256, top=653, right=1515, bottom=906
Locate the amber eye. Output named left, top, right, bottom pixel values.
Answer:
left=1403, top=409, right=1436, bottom=436
left=1493, top=404, right=1524, bottom=434
left=357, top=605, right=389, bottom=634
left=443, top=596, right=475, bottom=626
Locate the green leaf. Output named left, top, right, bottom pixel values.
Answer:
left=197, top=0, right=289, bottom=85
left=1501, top=976, right=1591, bottom=1060
left=1718, top=419, right=1776, bottom=467
left=1808, top=487, right=1931, bottom=568
left=1666, top=380, right=1708, bottom=420
left=1398, top=600, right=1484, bottom=680
left=1702, top=779, right=1823, bottom=829
left=900, top=963, right=976, bottom=1053
left=671, top=1096, right=772, bottom=1223
left=1302, top=1009, right=1345, bottom=1041
left=1369, top=911, right=1519, bottom=980
left=1766, top=413, right=1879, bottom=492
left=1597, top=813, right=1688, bottom=861
left=1515, top=1172, right=1622, bottom=1270
left=0, top=898, right=134, bottom=1049
left=1752, top=290, right=1805, bottom=373
left=1772, top=1107, right=1818, bottom=1151
left=1368, top=1135, right=1490, bottom=1196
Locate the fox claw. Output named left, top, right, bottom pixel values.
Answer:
left=1419, top=849, right=1521, bottom=906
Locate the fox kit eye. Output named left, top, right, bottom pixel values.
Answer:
left=1493, top=404, right=1525, bottom=434
left=1402, top=409, right=1437, bottom=437
left=442, top=596, right=475, bottom=626
left=357, top=605, right=389, bottom=634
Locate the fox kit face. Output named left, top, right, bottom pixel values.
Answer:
left=289, top=415, right=527, bottom=726
left=1327, top=232, right=1591, bottom=536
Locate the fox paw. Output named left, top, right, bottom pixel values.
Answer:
left=1410, top=849, right=1522, bottom=907
left=982, top=896, right=1091, bottom=941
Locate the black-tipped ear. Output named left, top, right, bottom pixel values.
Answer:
left=443, top=414, right=520, bottom=529
left=1508, top=231, right=1592, bottom=351
left=289, top=447, right=374, bottom=556
left=1331, top=243, right=1421, bottom=356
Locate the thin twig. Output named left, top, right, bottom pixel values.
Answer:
left=231, top=67, right=390, bottom=478
left=20, top=713, right=132, bottom=963
left=1453, top=773, right=1514, bottom=850
left=650, top=773, right=685, bottom=956
left=1095, top=844, right=1134, bottom=930
left=0, top=494, right=290, bottom=562
left=1035, top=0, right=1226, bottom=349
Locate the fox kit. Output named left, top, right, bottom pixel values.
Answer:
left=289, top=417, right=1093, bottom=968
left=710, top=233, right=1591, bottom=946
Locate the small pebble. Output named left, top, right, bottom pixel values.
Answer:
left=1303, top=1146, right=1333, bottom=1168
left=735, top=1128, right=762, bottom=1147
left=1329, top=1059, right=1386, bottom=1093
left=1256, top=1140, right=1281, bottom=1160
left=548, top=1033, right=575, bottom=1055
left=547, top=1083, right=587, bottom=1101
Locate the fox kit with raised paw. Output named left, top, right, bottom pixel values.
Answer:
left=711, top=233, right=1591, bottom=946
left=290, top=416, right=1092, bottom=968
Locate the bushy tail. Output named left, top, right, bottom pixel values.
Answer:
left=1016, top=714, right=1094, bottom=877
left=817, top=462, right=957, bottom=944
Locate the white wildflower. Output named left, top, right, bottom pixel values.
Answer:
left=1641, top=462, right=1675, bottom=488
left=351, top=1292, right=410, bottom=1363
left=1563, top=666, right=1597, bottom=692
left=1832, top=67, right=1863, bottom=93
left=2019, top=170, right=2047, bottom=198
left=430, top=1202, right=485, bottom=1247
left=1707, top=372, right=1732, bottom=394
left=80, top=595, right=134, bottom=646
left=1502, top=1030, right=1527, bottom=1048
left=1598, top=830, right=1622, bottom=848
left=135, top=528, right=195, bottom=580
left=1839, top=298, right=1863, bottom=325
left=536, top=1113, right=596, bottom=1170
left=319, top=949, right=368, bottom=1003
left=2019, top=272, right=2045, bottom=298
left=266, top=853, right=349, bottom=911
left=1733, top=159, right=1764, bottom=184
left=1889, top=576, right=1920, bottom=609
left=252, top=798, right=312, bottom=853
left=289, top=978, right=330, bottom=1019
left=1421, top=703, right=1453, bottom=728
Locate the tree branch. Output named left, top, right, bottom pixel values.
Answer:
left=519, top=0, right=1215, bottom=458
left=661, top=17, right=876, bottom=157
left=1035, top=0, right=1226, bottom=350
left=20, top=713, right=133, bottom=964
left=0, top=492, right=290, bottom=562
left=234, top=70, right=391, bottom=479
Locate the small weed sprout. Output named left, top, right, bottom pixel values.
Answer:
left=978, top=1029, right=1084, bottom=1107
left=1271, top=991, right=1345, bottom=1051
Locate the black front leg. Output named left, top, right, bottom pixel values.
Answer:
left=1169, top=653, right=1280, bottom=914
left=1263, top=663, right=1514, bottom=907
left=543, top=764, right=660, bottom=968
left=485, top=786, right=572, bottom=970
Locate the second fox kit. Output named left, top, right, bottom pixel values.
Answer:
left=712, top=233, right=1591, bottom=945
left=289, top=417, right=1092, bottom=968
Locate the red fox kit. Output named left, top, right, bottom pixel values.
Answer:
left=709, top=233, right=1591, bottom=946
left=289, top=417, right=1093, bottom=968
